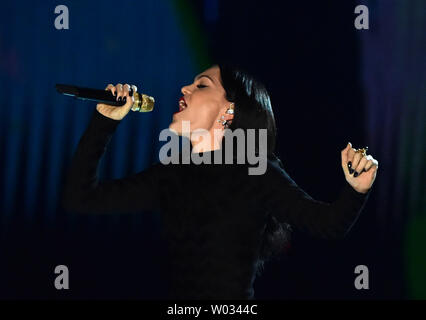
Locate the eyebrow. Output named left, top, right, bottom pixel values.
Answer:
left=194, top=74, right=215, bottom=84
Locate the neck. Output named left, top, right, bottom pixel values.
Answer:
left=190, top=128, right=224, bottom=153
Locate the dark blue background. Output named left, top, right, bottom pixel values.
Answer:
left=1, top=0, right=424, bottom=299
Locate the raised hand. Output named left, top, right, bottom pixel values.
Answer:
left=341, top=142, right=378, bottom=194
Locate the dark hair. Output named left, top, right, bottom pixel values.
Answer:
left=217, top=63, right=292, bottom=275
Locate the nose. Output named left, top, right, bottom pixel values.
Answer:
left=181, top=84, right=191, bottom=96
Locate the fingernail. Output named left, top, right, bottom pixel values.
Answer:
left=348, top=161, right=352, bottom=168
left=349, top=168, right=354, bottom=174
left=353, top=171, right=359, bottom=177
left=118, top=97, right=122, bottom=101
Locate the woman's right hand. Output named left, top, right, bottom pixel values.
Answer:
left=96, top=83, right=136, bottom=120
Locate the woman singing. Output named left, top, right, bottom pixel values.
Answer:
left=62, top=64, right=378, bottom=299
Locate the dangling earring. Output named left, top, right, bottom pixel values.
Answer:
left=226, top=103, right=234, bottom=114
left=217, top=103, right=234, bottom=128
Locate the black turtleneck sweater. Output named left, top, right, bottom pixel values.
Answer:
left=61, top=109, right=372, bottom=299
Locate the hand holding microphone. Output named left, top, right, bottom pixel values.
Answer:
left=55, top=83, right=155, bottom=121
left=97, top=83, right=136, bottom=120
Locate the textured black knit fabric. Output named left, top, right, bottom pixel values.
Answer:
left=61, top=109, right=372, bottom=299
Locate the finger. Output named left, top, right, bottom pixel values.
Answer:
left=105, top=84, right=116, bottom=96
left=366, top=162, right=379, bottom=175
left=348, top=147, right=356, bottom=168
left=350, top=151, right=362, bottom=173
left=341, top=142, right=351, bottom=169
left=123, top=92, right=134, bottom=111
left=354, top=156, right=368, bottom=177
left=347, top=145, right=356, bottom=165
left=123, top=83, right=131, bottom=95
left=362, top=155, right=374, bottom=172
left=369, top=158, right=379, bottom=170
left=115, top=83, right=123, bottom=101
left=121, top=84, right=132, bottom=105
left=346, top=145, right=357, bottom=174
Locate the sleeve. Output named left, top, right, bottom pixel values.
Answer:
left=264, top=160, right=372, bottom=239
left=60, top=108, right=164, bottom=214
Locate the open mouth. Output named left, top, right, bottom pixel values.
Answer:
left=175, top=97, right=187, bottom=114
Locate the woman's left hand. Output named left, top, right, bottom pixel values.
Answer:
left=341, top=142, right=379, bottom=194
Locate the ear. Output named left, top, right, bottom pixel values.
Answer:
left=223, top=103, right=234, bottom=122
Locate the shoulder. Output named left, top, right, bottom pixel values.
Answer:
left=264, top=157, right=291, bottom=178
left=256, top=157, right=299, bottom=189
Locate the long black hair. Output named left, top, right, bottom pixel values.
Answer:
left=217, top=63, right=292, bottom=274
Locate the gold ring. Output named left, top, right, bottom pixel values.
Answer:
left=355, top=146, right=368, bottom=157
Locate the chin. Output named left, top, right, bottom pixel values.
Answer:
left=168, top=122, right=182, bottom=136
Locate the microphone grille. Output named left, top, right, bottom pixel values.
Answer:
left=131, top=92, right=155, bottom=112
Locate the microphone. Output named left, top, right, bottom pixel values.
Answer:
left=55, top=84, right=155, bottom=112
